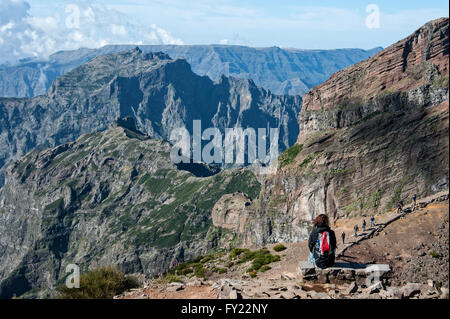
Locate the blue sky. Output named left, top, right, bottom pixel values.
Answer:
left=1, top=0, right=448, bottom=64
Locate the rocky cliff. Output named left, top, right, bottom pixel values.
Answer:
left=0, top=48, right=301, bottom=187
left=0, top=45, right=382, bottom=98
left=0, top=121, right=261, bottom=298
left=214, top=18, right=449, bottom=245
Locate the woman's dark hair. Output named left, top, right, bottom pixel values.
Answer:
left=313, top=214, right=329, bottom=228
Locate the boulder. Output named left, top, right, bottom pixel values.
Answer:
left=312, top=292, right=332, bottom=299
left=439, top=287, right=449, bottom=299
left=166, top=285, right=184, bottom=292
left=298, top=261, right=391, bottom=285
left=366, top=281, right=384, bottom=294
left=401, top=283, right=423, bottom=298
left=384, top=286, right=402, bottom=299
left=345, top=282, right=358, bottom=295
left=298, top=261, right=316, bottom=276
left=280, top=291, right=298, bottom=299
left=229, top=288, right=242, bottom=299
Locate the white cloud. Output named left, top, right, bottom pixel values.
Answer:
left=147, top=24, right=183, bottom=45
left=0, top=0, right=183, bottom=65
left=111, top=24, right=128, bottom=36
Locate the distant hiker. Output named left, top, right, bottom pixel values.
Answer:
left=362, top=219, right=366, bottom=231
left=397, top=201, right=403, bottom=214
left=353, top=225, right=359, bottom=237
left=308, top=214, right=337, bottom=269
left=370, top=216, right=375, bottom=228
left=412, top=194, right=417, bottom=210
left=341, top=232, right=346, bottom=244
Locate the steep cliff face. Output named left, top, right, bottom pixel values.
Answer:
left=236, top=18, right=449, bottom=245
left=0, top=45, right=382, bottom=97
left=301, top=18, right=448, bottom=115
left=0, top=121, right=261, bottom=298
left=0, top=48, right=301, bottom=187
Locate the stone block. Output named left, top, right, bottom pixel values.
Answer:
left=298, top=261, right=316, bottom=276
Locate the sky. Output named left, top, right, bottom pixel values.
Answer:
left=0, top=0, right=448, bottom=65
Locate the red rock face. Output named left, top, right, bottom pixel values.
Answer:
left=242, top=19, right=449, bottom=247
left=301, top=18, right=449, bottom=114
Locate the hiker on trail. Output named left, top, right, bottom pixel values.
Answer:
left=353, top=225, right=359, bottom=237
left=308, top=214, right=337, bottom=269
left=397, top=201, right=403, bottom=214
left=412, top=194, right=417, bottom=210
left=370, top=216, right=375, bottom=228
left=341, top=232, right=345, bottom=244
left=362, top=219, right=366, bottom=231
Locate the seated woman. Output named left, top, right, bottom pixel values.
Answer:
left=308, top=214, right=337, bottom=269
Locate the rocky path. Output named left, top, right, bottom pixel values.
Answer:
left=117, top=191, right=449, bottom=300
left=335, top=191, right=449, bottom=258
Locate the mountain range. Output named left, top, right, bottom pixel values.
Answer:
left=0, top=45, right=382, bottom=98
left=0, top=120, right=261, bottom=298
left=0, top=18, right=448, bottom=299
left=0, top=48, right=301, bottom=187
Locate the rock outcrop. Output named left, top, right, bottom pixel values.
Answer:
left=299, top=17, right=449, bottom=141
left=0, top=48, right=301, bottom=187
left=297, top=261, right=391, bottom=286
left=238, top=18, right=449, bottom=245
left=211, top=192, right=252, bottom=235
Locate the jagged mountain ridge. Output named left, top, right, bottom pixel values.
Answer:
left=0, top=121, right=261, bottom=298
left=210, top=18, right=449, bottom=245
left=0, top=48, right=301, bottom=187
left=0, top=44, right=382, bottom=98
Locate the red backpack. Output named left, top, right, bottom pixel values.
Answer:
left=319, top=231, right=331, bottom=255
left=314, top=230, right=335, bottom=269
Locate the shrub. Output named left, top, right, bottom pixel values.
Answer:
left=193, top=265, right=207, bottom=279
left=57, top=266, right=139, bottom=299
left=200, top=256, right=214, bottom=263
left=299, top=151, right=322, bottom=169
left=278, top=144, right=303, bottom=168
left=180, top=268, right=193, bottom=276
left=273, top=244, right=287, bottom=252
left=167, top=254, right=222, bottom=279
left=247, top=249, right=280, bottom=272
left=166, top=274, right=183, bottom=283
left=229, top=248, right=250, bottom=260
left=429, top=251, right=440, bottom=258
left=231, top=248, right=281, bottom=275
left=213, top=267, right=227, bottom=274
left=192, top=255, right=204, bottom=263
left=260, top=265, right=271, bottom=272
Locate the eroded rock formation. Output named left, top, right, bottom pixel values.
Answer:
left=240, top=18, right=449, bottom=245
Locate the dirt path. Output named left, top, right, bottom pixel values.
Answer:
left=338, top=201, right=449, bottom=287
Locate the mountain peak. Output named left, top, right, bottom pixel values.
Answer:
left=302, top=17, right=449, bottom=113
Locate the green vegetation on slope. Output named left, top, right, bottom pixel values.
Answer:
left=1, top=124, right=263, bottom=298
left=229, top=247, right=281, bottom=276
left=278, top=144, right=303, bottom=168
left=57, top=266, right=139, bottom=299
